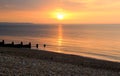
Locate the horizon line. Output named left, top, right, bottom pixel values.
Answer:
left=0, top=22, right=120, bottom=25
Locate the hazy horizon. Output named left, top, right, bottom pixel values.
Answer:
left=0, top=22, right=120, bottom=25
left=0, top=0, right=120, bottom=24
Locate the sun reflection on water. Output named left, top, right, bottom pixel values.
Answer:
left=57, top=24, right=63, bottom=52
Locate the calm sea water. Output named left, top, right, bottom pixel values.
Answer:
left=0, top=23, right=120, bottom=62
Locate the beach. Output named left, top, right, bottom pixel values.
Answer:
left=1, top=0, right=120, bottom=75
left=0, top=47, right=120, bottom=76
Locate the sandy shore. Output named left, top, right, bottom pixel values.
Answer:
left=0, top=47, right=120, bottom=76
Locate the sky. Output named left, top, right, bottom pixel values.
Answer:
left=0, top=0, right=120, bottom=24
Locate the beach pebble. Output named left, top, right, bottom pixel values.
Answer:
left=0, top=54, right=120, bottom=76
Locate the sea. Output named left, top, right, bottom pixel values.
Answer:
left=0, top=23, right=120, bottom=62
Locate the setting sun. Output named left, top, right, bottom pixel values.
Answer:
left=57, top=13, right=64, bottom=20
left=50, top=8, right=74, bottom=22
left=51, top=8, right=68, bottom=21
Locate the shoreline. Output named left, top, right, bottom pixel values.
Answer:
left=0, top=47, right=120, bottom=72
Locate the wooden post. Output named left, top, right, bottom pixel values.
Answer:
left=29, top=42, right=31, bottom=48
left=12, top=42, right=14, bottom=45
left=36, top=44, right=38, bottom=48
left=21, top=42, right=23, bottom=45
left=43, top=44, right=46, bottom=48
left=2, top=40, right=4, bottom=45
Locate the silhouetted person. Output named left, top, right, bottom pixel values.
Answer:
left=43, top=44, right=46, bottom=48
left=36, top=44, right=39, bottom=48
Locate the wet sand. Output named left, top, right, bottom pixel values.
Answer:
left=0, top=47, right=120, bottom=76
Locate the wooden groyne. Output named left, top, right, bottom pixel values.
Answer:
left=0, top=40, right=31, bottom=48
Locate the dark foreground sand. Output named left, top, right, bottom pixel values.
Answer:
left=0, top=47, right=120, bottom=76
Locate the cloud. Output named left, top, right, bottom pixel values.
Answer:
left=0, top=0, right=120, bottom=12
left=62, top=0, right=120, bottom=11
left=0, top=0, right=54, bottom=10
left=61, top=0, right=85, bottom=11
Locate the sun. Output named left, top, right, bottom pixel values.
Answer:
left=57, top=13, right=64, bottom=20
left=51, top=8, right=69, bottom=21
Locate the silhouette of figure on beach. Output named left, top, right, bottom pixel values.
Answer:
left=43, top=44, right=46, bottom=48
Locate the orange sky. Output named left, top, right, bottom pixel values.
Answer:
left=0, top=0, right=120, bottom=24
